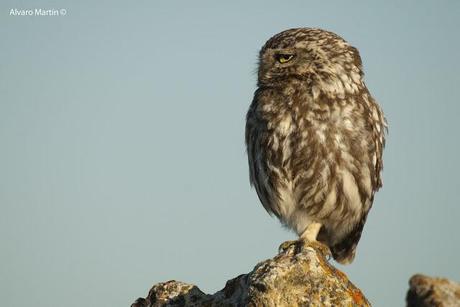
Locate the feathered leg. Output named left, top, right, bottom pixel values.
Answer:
left=300, top=222, right=322, bottom=242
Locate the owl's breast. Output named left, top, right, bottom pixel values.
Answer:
left=259, top=95, right=374, bottom=240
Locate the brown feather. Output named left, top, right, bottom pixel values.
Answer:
left=245, top=28, right=386, bottom=264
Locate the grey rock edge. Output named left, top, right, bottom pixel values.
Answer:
left=407, top=274, right=460, bottom=307
left=131, top=241, right=370, bottom=307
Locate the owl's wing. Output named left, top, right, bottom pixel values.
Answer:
left=331, top=93, right=387, bottom=264
left=245, top=94, right=280, bottom=218
left=369, top=95, right=387, bottom=194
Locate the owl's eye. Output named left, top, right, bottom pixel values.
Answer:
left=275, top=54, right=295, bottom=63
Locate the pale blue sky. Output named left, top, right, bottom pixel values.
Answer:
left=1, top=1, right=459, bottom=306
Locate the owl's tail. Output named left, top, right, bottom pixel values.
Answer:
left=330, top=213, right=368, bottom=265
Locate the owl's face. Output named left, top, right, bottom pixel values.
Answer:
left=257, top=28, right=364, bottom=97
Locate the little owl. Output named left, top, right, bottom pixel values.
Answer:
left=245, top=28, right=386, bottom=264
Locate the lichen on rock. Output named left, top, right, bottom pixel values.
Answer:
left=131, top=240, right=370, bottom=307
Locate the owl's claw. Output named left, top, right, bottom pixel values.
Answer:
left=306, top=240, right=332, bottom=260
left=278, top=239, right=312, bottom=254
left=278, top=240, right=301, bottom=254
left=278, top=239, right=332, bottom=261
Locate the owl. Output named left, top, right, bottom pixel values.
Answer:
left=245, top=28, right=386, bottom=264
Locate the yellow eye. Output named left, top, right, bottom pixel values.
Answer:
left=276, top=54, right=295, bottom=63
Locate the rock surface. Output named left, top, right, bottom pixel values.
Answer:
left=407, top=274, right=460, bottom=307
left=131, top=240, right=370, bottom=307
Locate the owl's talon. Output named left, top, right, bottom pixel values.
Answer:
left=279, top=239, right=332, bottom=261
left=278, top=240, right=302, bottom=254
left=303, top=240, right=332, bottom=260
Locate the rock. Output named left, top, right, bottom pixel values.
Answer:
left=131, top=240, right=370, bottom=307
left=407, top=274, right=460, bottom=307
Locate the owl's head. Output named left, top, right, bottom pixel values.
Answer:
left=257, top=28, right=364, bottom=98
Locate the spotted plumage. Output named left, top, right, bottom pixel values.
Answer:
left=245, top=28, right=386, bottom=264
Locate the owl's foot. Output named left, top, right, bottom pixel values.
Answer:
left=278, top=222, right=331, bottom=259
left=279, top=223, right=323, bottom=254
left=278, top=239, right=331, bottom=260
left=278, top=240, right=302, bottom=254
left=304, top=240, right=332, bottom=260
left=298, top=222, right=332, bottom=259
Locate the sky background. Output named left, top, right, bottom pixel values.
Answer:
left=1, top=1, right=459, bottom=306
